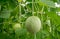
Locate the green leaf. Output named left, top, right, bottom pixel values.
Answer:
left=46, top=12, right=60, bottom=25
left=57, top=26, right=60, bottom=32
left=39, top=0, right=55, bottom=8
left=57, top=0, right=60, bottom=4
left=15, top=28, right=27, bottom=36
left=0, top=9, right=11, bottom=18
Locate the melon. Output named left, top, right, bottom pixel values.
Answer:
left=13, top=23, right=21, bottom=30
left=25, top=16, right=41, bottom=33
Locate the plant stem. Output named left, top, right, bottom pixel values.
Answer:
left=41, top=6, right=44, bottom=39
left=32, top=0, right=34, bottom=16
left=34, top=33, right=36, bottom=39
left=18, top=2, right=21, bottom=23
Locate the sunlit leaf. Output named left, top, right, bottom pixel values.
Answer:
left=39, top=0, right=55, bottom=8
left=0, top=9, right=11, bottom=18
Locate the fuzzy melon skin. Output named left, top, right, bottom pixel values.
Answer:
left=25, top=16, right=41, bottom=33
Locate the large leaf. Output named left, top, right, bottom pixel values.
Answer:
left=57, top=26, right=60, bottom=32
left=15, top=28, right=27, bottom=36
left=39, top=0, right=55, bottom=8
left=0, top=9, right=11, bottom=18
left=46, top=12, right=60, bottom=25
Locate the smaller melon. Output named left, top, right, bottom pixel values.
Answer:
left=25, top=16, right=41, bottom=33
left=13, top=23, right=21, bottom=30
left=17, top=0, right=22, bottom=2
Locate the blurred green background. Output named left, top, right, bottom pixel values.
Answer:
left=0, top=0, right=60, bottom=39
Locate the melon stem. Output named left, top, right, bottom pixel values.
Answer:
left=34, top=33, right=36, bottom=39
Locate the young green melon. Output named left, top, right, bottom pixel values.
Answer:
left=13, top=23, right=21, bottom=30
left=25, top=16, right=41, bottom=34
